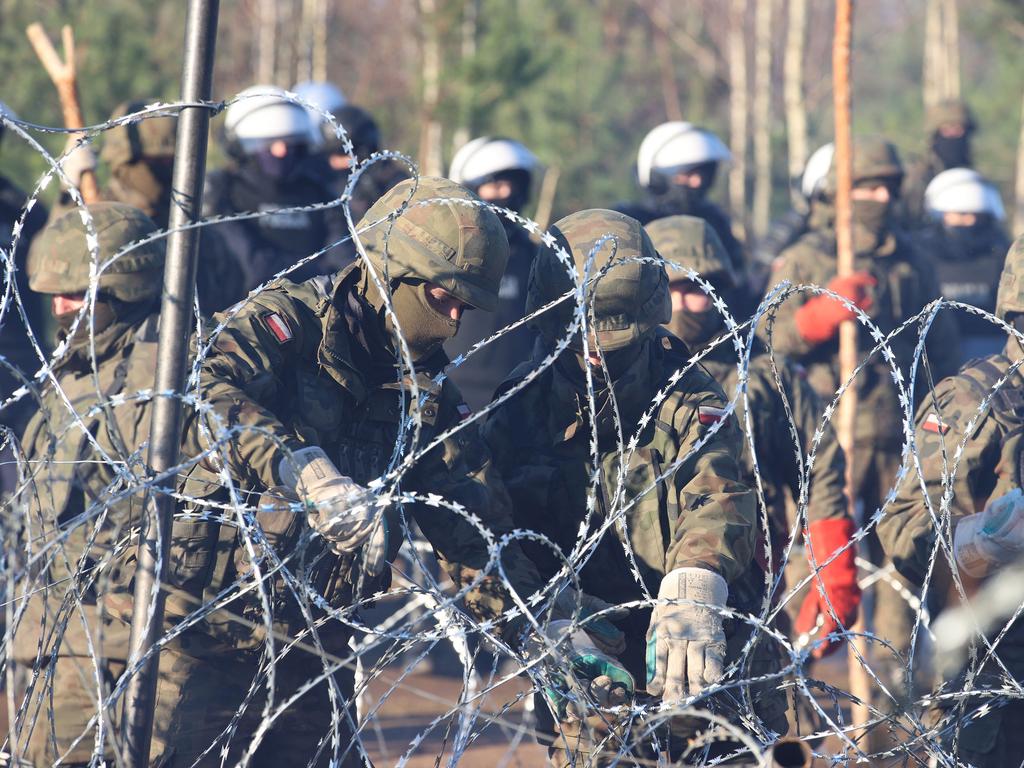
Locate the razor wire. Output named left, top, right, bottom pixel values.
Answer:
left=0, top=97, right=1021, bottom=768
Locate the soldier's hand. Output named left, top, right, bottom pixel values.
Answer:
left=794, top=272, right=876, bottom=344
left=954, top=488, right=1024, bottom=577
left=549, top=588, right=629, bottom=656
left=646, top=567, right=728, bottom=704
left=278, top=447, right=384, bottom=563
left=528, top=619, right=635, bottom=721
left=60, top=135, right=97, bottom=189
left=795, top=518, right=861, bottom=659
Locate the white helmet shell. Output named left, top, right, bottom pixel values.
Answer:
left=224, top=86, right=313, bottom=147
left=801, top=142, right=835, bottom=199
left=293, top=81, right=347, bottom=114
left=925, top=167, right=1006, bottom=221
left=448, top=137, right=539, bottom=187
left=636, top=122, right=731, bottom=187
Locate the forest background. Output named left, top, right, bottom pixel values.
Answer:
left=1, top=0, right=1021, bottom=240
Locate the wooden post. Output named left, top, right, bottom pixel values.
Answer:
left=25, top=24, right=100, bottom=204
left=832, top=0, right=872, bottom=736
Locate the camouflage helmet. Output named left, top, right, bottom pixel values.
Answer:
left=995, top=235, right=1024, bottom=322
left=526, top=209, right=671, bottom=351
left=100, top=100, right=177, bottom=169
left=926, top=98, right=976, bottom=135
left=823, top=135, right=903, bottom=197
left=356, top=176, right=509, bottom=312
left=644, top=215, right=737, bottom=289
left=28, top=202, right=165, bottom=302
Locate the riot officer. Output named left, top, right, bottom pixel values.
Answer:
left=446, top=136, right=542, bottom=409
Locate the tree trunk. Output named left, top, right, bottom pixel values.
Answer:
left=784, top=0, right=809, bottom=206
left=257, top=0, right=277, bottom=84
left=418, top=0, right=444, bottom=177
left=313, top=0, right=328, bottom=83
left=942, top=0, right=961, bottom=100
left=297, top=0, right=316, bottom=83
left=752, top=0, right=774, bottom=237
left=452, top=0, right=478, bottom=158
left=650, top=1, right=684, bottom=121
left=728, top=0, right=749, bottom=241
left=923, top=0, right=941, bottom=109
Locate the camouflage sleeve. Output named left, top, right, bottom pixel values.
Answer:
left=183, top=284, right=317, bottom=491
left=758, top=245, right=818, bottom=361
left=879, top=375, right=1001, bottom=585
left=776, top=362, right=849, bottom=523
left=665, top=379, right=757, bottom=582
left=409, top=387, right=546, bottom=639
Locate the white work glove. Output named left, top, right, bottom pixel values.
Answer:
left=60, top=134, right=97, bottom=188
left=646, top=567, right=728, bottom=704
left=529, top=620, right=635, bottom=721
left=954, top=488, right=1024, bottom=578
left=278, top=446, right=386, bottom=575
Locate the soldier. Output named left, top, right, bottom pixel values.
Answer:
left=764, top=135, right=962, bottom=702
left=899, top=98, right=977, bottom=227
left=0, top=102, right=50, bottom=435
left=295, top=80, right=407, bottom=220
left=482, top=209, right=787, bottom=765
left=879, top=234, right=1024, bottom=766
left=103, top=177, right=598, bottom=766
left=917, top=167, right=1011, bottom=361
left=751, top=143, right=835, bottom=295
left=204, top=85, right=350, bottom=296
left=646, top=214, right=859, bottom=660
left=446, top=136, right=542, bottom=409
left=614, top=122, right=745, bottom=278
left=9, top=203, right=165, bottom=765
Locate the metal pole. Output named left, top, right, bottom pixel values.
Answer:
left=121, top=0, right=219, bottom=763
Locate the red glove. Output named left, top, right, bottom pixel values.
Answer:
left=795, top=517, right=861, bottom=659
left=794, top=272, right=876, bottom=345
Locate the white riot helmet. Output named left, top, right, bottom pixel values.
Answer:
left=925, top=167, right=1006, bottom=221
left=801, top=142, right=835, bottom=200
left=636, top=122, right=731, bottom=190
left=448, top=136, right=539, bottom=212
left=224, top=85, right=314, bottom=157
left=293, top=80, right=347, bottom=143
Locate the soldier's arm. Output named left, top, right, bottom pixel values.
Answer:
left=758, top=248, right=817, bottom=361
left=410, top=388, right=547, bottom=639
left=879, top=376, right=1000, bottom=585
left=183, top=286, right=315, bottom=491
left=665, top=384, right=757, bottom=583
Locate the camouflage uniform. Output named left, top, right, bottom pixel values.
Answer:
left=483, top=210, right=786, bottom=766
left=764, top=137, right=961, bottom=690
left=9, top=203, right=164, bottom=766
left=102, top=178, right=546, bottom=767
left=879, top=235, right=1024, bottom=766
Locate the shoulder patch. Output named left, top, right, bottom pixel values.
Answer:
left=698, top=404, right=728, bottom=426
left=921, top=413, right=950, bottom=435
left=262, top=311, right=293, bottom=343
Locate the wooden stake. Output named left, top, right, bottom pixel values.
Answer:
left=832, top=0, right=873, bottom=738
left=25, top=23, right=100, bottom=203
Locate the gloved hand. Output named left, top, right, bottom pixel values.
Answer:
left=954, top=488, right=1024, bottom=578
left=795, top=518, right=861, bottom=658
left=60, top=134, right=97, bottom=189
left=646, top=567, right=728, bottom=703
left=278, top=446, right=386, bottom=575
left=549, top=588, right=629, bottom=656
left=535, top=620, right=635, bottom=721
left=794, top=272, right=876, bottom=345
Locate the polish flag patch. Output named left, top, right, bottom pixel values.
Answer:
left=262, top=312, right=293, bottom=343
left=922, top=413, right=950, bottom=435
left=456, top=403, right=472, bottom=421
left=698, top=405, right=728, bottom=426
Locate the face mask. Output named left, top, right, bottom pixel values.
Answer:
left=932, top=134, right=970, bottom=169
left=112, top=162, right=172, bottom=221
left=249, top=144, right=308, bottom=183
left=943, top=222, right=991, bottom=254
left=55, top=300, right=118, bottom=348
left=851, top=199, right=892, bottom=251
left=387, top=280, right=459, bottom=362
left=667, top=308, right=723, bottom=348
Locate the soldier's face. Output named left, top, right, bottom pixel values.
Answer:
left=670, top=282, right=712, bottom=314
left=423, top=284, right=470, bottom=322
left=943, top=211, right=978, bottom=228
left=476, top=179, right=514, bottom=203
left=52, top=293, right=86, bottom=316
left=851, top=183, right=892, bottom=204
